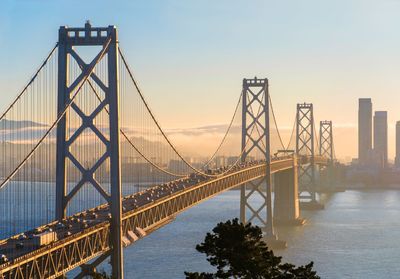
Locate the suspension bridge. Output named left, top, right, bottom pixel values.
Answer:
left=0, top=23, right=340, bottom=278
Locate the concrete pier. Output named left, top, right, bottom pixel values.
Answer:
left=273, top=158, right=306, bottom=226
left=263, top=234, right=287, bottom=249
left=299, top=200, right=325, bottom=210
left=317, top=164, right=346, bottom=193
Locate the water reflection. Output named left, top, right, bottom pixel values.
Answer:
left=121, top=189, right=400, bottom=279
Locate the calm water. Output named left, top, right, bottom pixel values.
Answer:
left=115, top=189, right=400, bottom=279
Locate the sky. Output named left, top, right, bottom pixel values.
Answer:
left=1, top=0, right=400, bottom=161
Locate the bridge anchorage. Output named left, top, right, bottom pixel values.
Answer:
left=0, top=22, right=336, bottom=279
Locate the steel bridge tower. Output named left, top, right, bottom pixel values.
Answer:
left=56, top=22, right=124, bottom=278
left=240, top=78, right=276, bottom=241
left=319, top=120, right=333, bottom=161
left=319, top=120, right=334, bottom=189
left=296, top=103, right=319, bottom=207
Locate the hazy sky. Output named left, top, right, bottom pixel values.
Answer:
left=1, top=0, right=400, bottom=161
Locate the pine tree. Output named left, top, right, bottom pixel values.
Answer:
left=185, top=219, right=320, bottom=279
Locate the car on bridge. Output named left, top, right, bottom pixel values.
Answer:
left=0, top=254, right=8, bottom=264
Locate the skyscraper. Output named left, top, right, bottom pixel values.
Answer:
left=395, top=121, right=400, bottom=168
left=373, top=111, right=388, bottom=168
left=358, top=98, right=372, bottom=165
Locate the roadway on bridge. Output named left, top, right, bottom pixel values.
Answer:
left=0, top=155, right=328, bottom=278
left=0, top=160, right=265, bottom=263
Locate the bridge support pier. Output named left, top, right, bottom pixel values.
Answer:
left=317, top=165, right=343, bottom=193
left=273, top=157, right=305, bottom=226
left=299, top=200, right=325, bottom=210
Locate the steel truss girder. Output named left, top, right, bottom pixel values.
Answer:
left=240, top=78, right=274, bottom=237
left=0, top=164, right=269, bottom=279
left=0, top=227, right=110, bottom=279
left=73, top=251, right=111, bottom=279
left=55, top=22, right=123, bottom=278
left=0, top=158, right=327, bottom=278
left=296, top=103, right=316, bottom=202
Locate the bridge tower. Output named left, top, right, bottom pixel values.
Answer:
left=240, top=77, right=284, bottom=247
left=55, top=22, right=124, bottom=278
left=296, top=103, right=323, bottom=209
left=319, top=120, right=333, bottom=161
left=319, top=120, right=335, bottom=189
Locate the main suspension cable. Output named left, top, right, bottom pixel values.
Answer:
left=313, top=118, right=320, bottom=154
left=269, top=93, right=287, bottom=150
left=202, top=91, right=242, bottom=167
left=118, top=47, right=256, bottom=177
left=285, top=117, right=296, bottom=151
left=85, top=78, right=188, bottom=178
left=0, top=38, right=112, bottom=190
left=0, top=43, right=58, bottom=122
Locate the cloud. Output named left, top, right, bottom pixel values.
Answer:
left=0, top=119, right=46, bottom=130
left=0, top=120, right=360, bottom=162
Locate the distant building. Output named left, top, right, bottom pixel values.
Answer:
left=214, top=156, right=227, bottom=168
left=373, top=111, right=388, bottom=168
left=368, top=148, right=384, bottom=169
left=168, top=159, right=187, bottom=173
left=395, top=121, right=400, bottom=168
left=227, top=156, right=240, bottom=166
left=358, top=98, right=373, bottom=165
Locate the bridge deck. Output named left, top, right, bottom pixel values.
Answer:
left=0, top=156, right=326, bottom=278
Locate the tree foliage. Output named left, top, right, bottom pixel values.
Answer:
left=185, top=219, right=320, bottom=279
